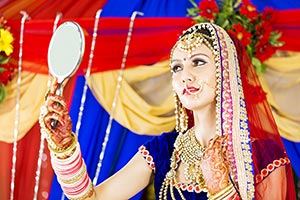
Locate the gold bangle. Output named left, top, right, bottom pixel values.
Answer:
left=48, top=132, right=78, bottom=155
left=208, top=182, right=235, bottom=200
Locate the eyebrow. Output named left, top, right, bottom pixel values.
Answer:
left=171, top=53, right=209, bottom=63
left=190, top=53, right=209, bottom=58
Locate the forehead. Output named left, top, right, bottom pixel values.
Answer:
left=171, top=43, right=214, bottom=60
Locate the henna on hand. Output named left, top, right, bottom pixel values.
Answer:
left=201, top=135, right=229, bottom=195
left=42, top=78, right=74, bottom=149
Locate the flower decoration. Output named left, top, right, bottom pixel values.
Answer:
left=187, top=0, right=284, bottom=73
left=0, top=16, right=15, bottom=103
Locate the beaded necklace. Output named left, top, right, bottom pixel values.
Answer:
left=159, top=127, right=209, bottom=200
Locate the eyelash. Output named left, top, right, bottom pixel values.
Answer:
left=193, top=59, right=206, bottom=67
left=171, top=65, right=182, bottom=73
left=171, top=59, right=207, bottom=73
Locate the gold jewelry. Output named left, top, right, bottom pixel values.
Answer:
left=159, top=127, right=208, bottom=200
left=174, top=93, right=188, bottom=133
left=208, top=182, right=234, bottom=200
left=48, top=132, right=78, bottom=158
left=177, top=32, right=205, bottom=56
left=175, top=127, right=206, bottom=185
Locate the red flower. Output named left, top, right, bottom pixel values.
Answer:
left=198, top=0, right=219, bottom=20
left=255, top=42, right=276, bottom=62
left=0, top=70, right=12, bottom=85
left=228, top=23, right=252, bottom=46
left=239, top=0, right=258, bottom=20
left=0, top=62, right=14, bottom=85
left=256, top=21, right=272, bottom=43
left=261, top=7, right=277, bottom=23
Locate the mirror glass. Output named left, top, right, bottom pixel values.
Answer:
left=48, top=21, right=85, bottom=89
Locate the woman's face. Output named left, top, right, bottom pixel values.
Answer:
left=171, top=42, right=216, bottom=111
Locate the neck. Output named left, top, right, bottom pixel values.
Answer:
left=192, top=103, right=216, bottom=147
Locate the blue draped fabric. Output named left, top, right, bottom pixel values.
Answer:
left=49, top=0, right=299, bottom=199
left=282, top=138, right=300, bottom=177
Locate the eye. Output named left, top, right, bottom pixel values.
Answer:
left=170, top=64, right=183, bottom=73
left=192, top=58, right=206, bottom=67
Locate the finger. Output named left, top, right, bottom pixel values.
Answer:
left=46, top=94, right=68, bottom=114
left=44, top=112, right=63, bottom=131
left=50, top=77, right=59, bottom=94
left=44, top=111, right=72, bottom=133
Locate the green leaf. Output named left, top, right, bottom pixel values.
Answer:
left=0, top=67, right=6, bottom=73
left=252, top=57, right=266, bottom=74
left=269, top=32, right=285, bottom=47
left=0, top=55, right=10, bottom=64
left=0, top=84, right=7, bottom=104
left=189, top=0, right=199, bottom=9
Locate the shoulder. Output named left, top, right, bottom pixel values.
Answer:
left=142, top=131, right=178, bottom=152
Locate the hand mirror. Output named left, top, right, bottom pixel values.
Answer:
left=48, top=21, right=85, bottom=95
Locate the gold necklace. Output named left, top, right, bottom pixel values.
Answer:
left=175, top=127, right=206, bottom=185
left=159, top=128, right=208, bottom=200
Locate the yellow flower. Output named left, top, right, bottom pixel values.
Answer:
left=0, top=28, right=14, bottom=56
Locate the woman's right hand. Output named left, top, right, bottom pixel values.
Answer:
left=41, top=78, right=73, bottom=150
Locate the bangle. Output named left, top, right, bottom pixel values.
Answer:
left=48, top=132, right=78, bottom=154
left=208, top=182, right=235, bottom=200
left=58, top=163, right=87, bottom=184
left=67, top=181, right=94, bottom=200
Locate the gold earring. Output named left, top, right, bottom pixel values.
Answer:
left=174, top=93, right=188, bottom=133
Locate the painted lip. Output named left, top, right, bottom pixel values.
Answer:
left=183, top=86, right=200, bottom=95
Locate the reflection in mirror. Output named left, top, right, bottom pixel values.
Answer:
left=47, top=21, right=85, bottom=95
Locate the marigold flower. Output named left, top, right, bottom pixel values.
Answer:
left=0, top=28, right=14, bottom=56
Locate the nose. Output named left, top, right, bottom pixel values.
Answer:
left=181, top=70, right=195, bottom=83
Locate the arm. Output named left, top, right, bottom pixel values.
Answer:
left=92, top=152, right=153, bottom=199
left=40, top=78, right=152, bottom=199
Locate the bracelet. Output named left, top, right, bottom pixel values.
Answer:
left=50, top=141, right=94, bottom=199
left=58, top=163, right=87, bottom=184
left=39, top=105, right=77, bottom=157
left=48, top=132, right=78, bottom=155
left=208, top=182, right=235, bottom=200
left=67, top=181, right=94, bottom=200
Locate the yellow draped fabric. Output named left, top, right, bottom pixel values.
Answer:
left=260, top=52, right=300, bottom=142
left=87, top=60, right=176, bottom=135
left=0, top=72, right=48, bottom=142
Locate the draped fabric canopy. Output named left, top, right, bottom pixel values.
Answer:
left=0, top=0, right=300, bottom=199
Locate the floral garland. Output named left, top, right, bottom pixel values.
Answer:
left=0, top=16, right=15, bottom=104
left=187, top=0, right=284, bottom=73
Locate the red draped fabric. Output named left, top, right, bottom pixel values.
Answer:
left=0, top=123, right=53, bottom=200
left=6, top=10, right=300, bottom=75
left=274, top=10, right=300, bottom=51
left=0, top=0, right=107, bottom=19
left=7, top=17, right=193, bottom=74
